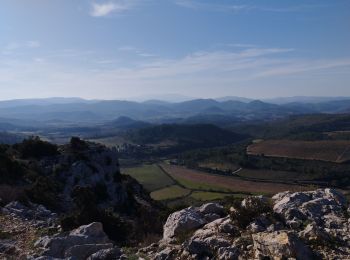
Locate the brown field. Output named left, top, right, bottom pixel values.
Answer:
left=160, top=164, right=308, bottom=195
left=247, top=140, right=350, bottom=163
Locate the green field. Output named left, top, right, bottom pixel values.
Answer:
left=122, top=163, right=278, bottom=205
left=122, top=164, right=174, bottom=191
left=150, top=185, right=190, bottom=200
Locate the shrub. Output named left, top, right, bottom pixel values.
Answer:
left=70, top=137, right=88, bottom=151
left=0, top=153, right=26, bottom=184
left=15, top=137, right=58, bottom=159
left=230, top=196, right=272, bottom=229
left=26, top=176, right=61, bottom=210
left=60, top=186, right=129, bottom=244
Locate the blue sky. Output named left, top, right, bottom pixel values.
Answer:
left=0, top=0, right=349, bottom=100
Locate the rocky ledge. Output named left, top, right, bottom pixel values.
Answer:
left=2, top=188, right=349, bottom=259
left=140, top=188, right=350, bottom=260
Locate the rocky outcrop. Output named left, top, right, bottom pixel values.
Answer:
left=34, top=222, right=123, bottom=259
left=37, top=140, right=155, bottom=212
left=141, top=188, right=350, bottom=260
left=252, top=231, right=315, bottom=259
left=162, top=203, right=225, bottom=242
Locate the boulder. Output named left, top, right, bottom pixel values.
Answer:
left=198, top=203, right=225, bottom=216
left=273, top=189, right=347, bottom=228
left=163, top=207, right=206, bottom=241
left=186, top=218, right=233, bottom=256
left=64, top=243, right=114, bottom=259
left=252, top=231, right=315, bottom=259
left=35, top=222, right=113, bottom=259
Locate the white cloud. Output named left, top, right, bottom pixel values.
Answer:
left=90, top=1, right=131, bottom=17
left=1, top=46, right=350, bottom=100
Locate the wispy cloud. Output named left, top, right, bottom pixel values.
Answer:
left=175, top=0, right=327, bottom=13
left=175, top=0, right=249, bottom=12
left=2, top=41, right=41, bottom=55
left=118, top=45, right=157, bottom=58
left=1, top=46, right=349, bottom=99
left=90, top=1, right=132, bottom=17
left=256, top=58, right=350, bottom=77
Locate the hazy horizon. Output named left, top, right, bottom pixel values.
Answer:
left=0, top=94, right=350, bottom=103
left=1, top=0, right=350, bottom=100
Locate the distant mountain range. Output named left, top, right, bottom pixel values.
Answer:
left=0, top=97, right=350, bottom=129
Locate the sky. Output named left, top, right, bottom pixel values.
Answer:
left=0, top=0, right=350, bottom=100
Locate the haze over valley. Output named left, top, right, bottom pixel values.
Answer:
left=1, top=1, right=350, bottom=259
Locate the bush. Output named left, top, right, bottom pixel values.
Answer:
left=60, top=186, right=129, bottom=244
left=70, top=137, right=88, bottom=151
left=15, top=137, right=58, bottom=159
left=0, top=153, right=26, bottom=184
left=230, top=196, right=272, bottom=229
left=26, top=176, right=61, bottom=210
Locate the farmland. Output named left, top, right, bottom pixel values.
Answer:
left=247, top=140, right=350, bottom=163
left=150, top=185, right=190, bottom=200
left=159, top=164, right=308, bottom=195
left=122, top=162, right=312, bottom=205
left=122, top=164, right=174, bottom=191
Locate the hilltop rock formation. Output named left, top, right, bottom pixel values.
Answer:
left=141, top=188, right=350, bottom=259
left=0, top=138, right=162, bottom=258
left=38, top=138, right=153, bottom=211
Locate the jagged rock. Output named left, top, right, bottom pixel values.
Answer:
left=217, top=246, right=239, bottom=260
left=216, top=217, right=238, bottom=235
left=299, top=223, right=330, bottom=242
left=198, top=203, right=225, bottom=216
left=64, top=243, right=114, bottom=259
left=186, top=218, right=233, bottom=256
left=273, top=189, right=347, bottom=223
left=163, top=207, right=206, bottom=241
left=1, top=201, right=57, bottom=227
left=252, top=231, right=315, bottom=259
left=139, top=189, right=350, bottom=259
left=162, top=203, right=228, bottom=242
left=87, top=247, right=123, bottom=260
left=69, top=222, right=108, bottom=239
left=154, top=247, right=176, bottom=260
left=35, top=222, right=113, bottom=259
left=247, top=214, right=271, bottom=233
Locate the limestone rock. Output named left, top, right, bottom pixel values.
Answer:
left=252, top=231, right=315, bottom=259
left=163, top=207, right=206, bottom=241
left=35, top=222, right=113, bottom=259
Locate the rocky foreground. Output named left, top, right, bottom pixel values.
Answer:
left=141, top=188, right=350, bottom=260
left=1, top=188, right=350, bottom=259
